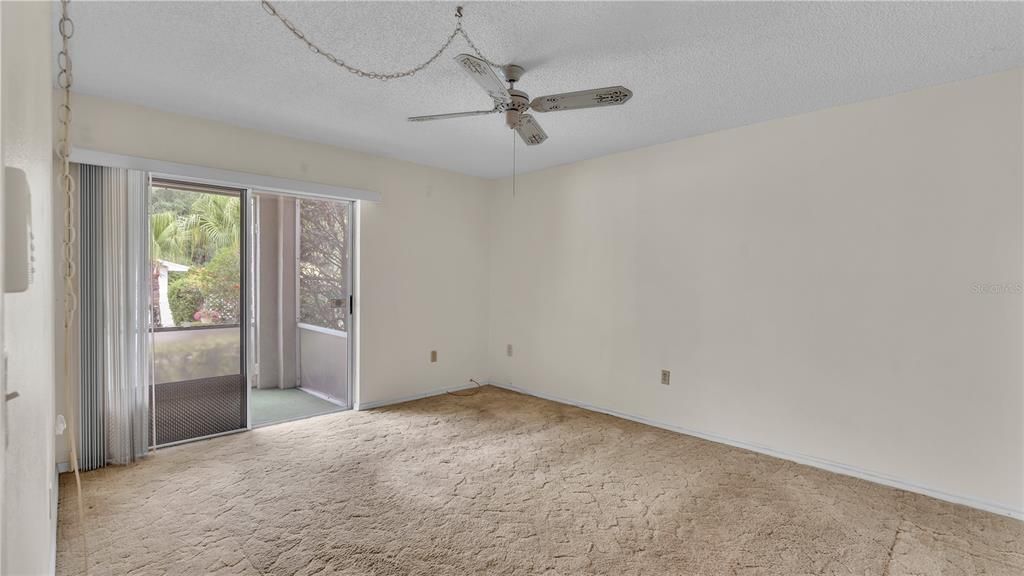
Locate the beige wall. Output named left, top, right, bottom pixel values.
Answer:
left=2, top=2, right=57, bottom=574
left=57, top=94, right=492, bottom=460
left=485, top=68, right=1024, bottom=517
left=254, top=194, right=298, bottom=390
left=58, top=68, right=1024, bottom=520
left=255, top=195, right=282, bottom=389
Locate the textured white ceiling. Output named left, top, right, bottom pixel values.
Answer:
left=65, top=1, right=1023, bottom=179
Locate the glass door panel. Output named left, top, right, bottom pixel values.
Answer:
left=149, top=180, right=247, bottom=445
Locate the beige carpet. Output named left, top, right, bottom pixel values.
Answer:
left=58, top=386, right=1023, bottom=575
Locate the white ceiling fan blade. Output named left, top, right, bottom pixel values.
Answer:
left=454, top=53, right=511, bottom=104
left=515, top=114, right=547, bottom=146
left=408, top=108, right=499, bottom=122
left=530, top=86, right=633, bottom=113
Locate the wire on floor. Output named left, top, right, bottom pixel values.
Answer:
left=447, top=379, right=484, bottom=397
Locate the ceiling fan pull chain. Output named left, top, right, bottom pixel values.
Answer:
left=261, top=0, right=502, bottom=81
left=512, top=128, right=517, bottom=199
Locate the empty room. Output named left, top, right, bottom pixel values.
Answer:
left=1, top=1, right=1023, bottom=575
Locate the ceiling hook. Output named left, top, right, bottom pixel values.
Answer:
left=455, top=6, right=463, bottom=19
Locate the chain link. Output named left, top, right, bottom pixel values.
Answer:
left=57, top=1, right=88, bottom=573
left=58, top=0, right=76, bottom=307
left=260, top=1, right=501, bottom=80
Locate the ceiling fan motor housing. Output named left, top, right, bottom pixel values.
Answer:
left=504, top=89, right=530, bottom=128
left=502, top=64, right=525, bottom=84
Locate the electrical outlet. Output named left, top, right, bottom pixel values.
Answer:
left=430, top=350, right=438, bottom=363
left=507, top=344, right=513, bottom=357
left=661, top=369, right=671, bottom=386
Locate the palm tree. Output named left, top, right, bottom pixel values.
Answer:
left=149, top=211, right=187, bottom=327
left=179, top=195, right=240, bottom=263
left=148, top=194, right=241, bottom=326
left=150, top=211, right=184, bottom=263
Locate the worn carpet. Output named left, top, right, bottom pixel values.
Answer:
left=57, top=386, right=1023, bottom=575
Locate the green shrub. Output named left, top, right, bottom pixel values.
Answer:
left=165, top=247, right=240, bottom=326
left=168, top=275, right=203, bottom=325
left=197, top=246, right=240, bottom=324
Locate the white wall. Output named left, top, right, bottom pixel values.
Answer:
left=58, top=67, right=1023, bottom=521
left=2, top=2, right=57, bottom=575
left=59, top=93, right=491, bottom=460
left=253, top=194, right=299, bottom=390
left=486, top=69, right=1024, bottom=517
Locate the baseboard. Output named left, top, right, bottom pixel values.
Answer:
left=356, top=382, right=478, bottom=410
left=56, top=461, right=71, bottom=474
left=489, top=381, right=1024, bottom=522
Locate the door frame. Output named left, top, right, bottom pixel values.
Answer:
left=62, top=145, right=376, bottom=439
left=147, top=175, right=249, bottom=447
left=246, top=193, right=258, bottom=428
left=247, top=191, right=359, bottom=426
left=294, top=197, right=354, bottom=408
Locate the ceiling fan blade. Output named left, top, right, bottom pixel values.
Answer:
left=454, top=53, right=511, bottom=103
left=515, top=114, right=547, bottom=146
left=408, top=108, right=499, bottom=122
left=530, top=86, right=633, bottom=113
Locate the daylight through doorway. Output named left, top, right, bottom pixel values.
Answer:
left=149, top=179, right=247, bottom=446
left=251, top=192, right=353, bottom=427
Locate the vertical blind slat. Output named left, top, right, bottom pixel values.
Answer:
left=78, top=164, right=150, bottom=470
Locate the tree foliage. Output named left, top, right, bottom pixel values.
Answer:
left=151, top=188, right=241, bottom=327
left=178, top=194, right=241, bottom=263
left=165, top=247, right=240, bottom=326
left=150, top=211, right=184, bottom=263
left=167, top=274, right=203, bottom=325
left=299, top=199, right=349, bottom=331
left=150, top=188, right=240, bottom=267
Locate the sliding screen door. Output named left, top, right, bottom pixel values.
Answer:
left=149, top=180, right=247, bottom=445
left=296, top=198, right=352, bottom=407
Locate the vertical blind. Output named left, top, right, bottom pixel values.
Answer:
left=78, top=164, right=151, bottom=469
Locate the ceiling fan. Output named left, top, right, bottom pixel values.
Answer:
left=409, top=54, right=633, bottom=146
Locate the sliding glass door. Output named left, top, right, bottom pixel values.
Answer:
left=296, top=198, right=353, bottom=407
left=149, top=179, right=247, bottom=445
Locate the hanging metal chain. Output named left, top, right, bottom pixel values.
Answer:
left=260, top=1, right=500, bottom=80
left=57, top=0, right=88, bottom=572
left=58, top=3, right=76, bottom=309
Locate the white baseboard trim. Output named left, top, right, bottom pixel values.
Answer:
left=356, top=382, right=478, bottom=411
left=56, top=461, right=71, bottom=474
left=489, top=381, right=1024, bottom=522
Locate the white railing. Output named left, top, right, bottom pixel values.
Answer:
left=298, top=324, right=349, bottom=406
